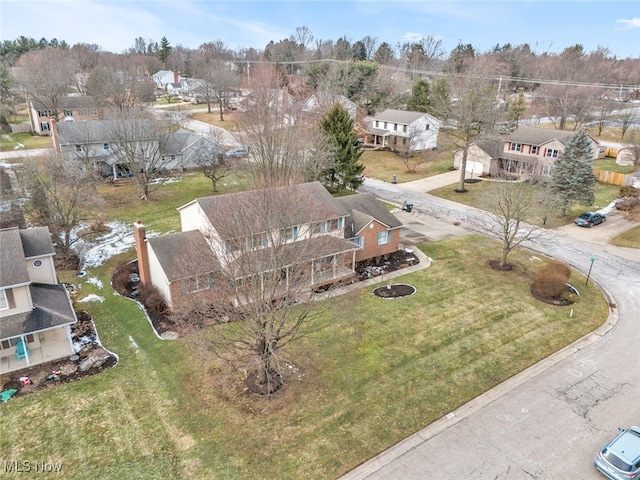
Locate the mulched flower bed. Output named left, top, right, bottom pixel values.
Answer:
left=373, top=283, right=416, bottom=299
left=530, top=284, right=578, bottom=306
left=0, top=311, right=117, bottom=401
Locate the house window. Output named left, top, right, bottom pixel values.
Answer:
left=40, top=122, right=50, bottom=131
left=337, top=217, right=344, bottom=230
left=545, top=148, right=559, bottom=158
left=0, top=289, right=8, bottom=310
left=375, top=121, right=379, bottom=128
left=384, top=122, right=388, bottom=129
left=103, top=143, right=110, bottom=150
left=377, top=230, right=391, bottom=245
left=0, top=288, right=14, bottom=310
left=402, top=138, right=407, bottom=145
left=0, top=340, right=9, bottom=349
left=182, top=273, right=215, bottom=294
left=542, top=165, right=553, bottom=176
left=280, top=226, right=299, bottom=242
left=403, top=125, right=407, bottom=133
left=350, top=236, right=364, bottom=249
left=64, top=110, right=72, bottom=117
left=531, top=145, right=539, bottom=154
left=75, top=145, right=82, bottom=152
left=33, top=259, right=43, bottom=268
left=393, top=123, right=398, bottom=131
left=510, top=143, right=522, bottom=152
left=425, top=124, right=430, bottom=130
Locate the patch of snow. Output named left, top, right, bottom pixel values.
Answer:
left=78, top=294, right=104, bottom=303
left=72, top=221, right=136, bottom=268
left=129, top=335, right=139, bottom=352
left=86, top=277, right=104, bottom=289
left=597, top=200, right=619, bottom=215
left=530, top=255, right=542, bottom=262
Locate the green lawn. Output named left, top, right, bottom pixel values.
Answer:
left=0, top=132, right=53, bottom=151
left=593, top=158, right=636, bottom=175
left=429, top=180, right=622, bottom=228
left=1, top=233, right=608, bottom=479
left=611, top=224, right=640, bottom=248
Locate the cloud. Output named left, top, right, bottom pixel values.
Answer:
left=401, top=32, right=428, bottom=42
left=615, top=18, right=640, bottom=30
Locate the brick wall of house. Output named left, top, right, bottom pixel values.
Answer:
left=356, top=221, right=400, bottom=262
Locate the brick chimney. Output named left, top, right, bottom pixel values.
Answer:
left=134, top=220, right=150, bottom=286
left=50, top=118, right=61, bottom=154
left=174, top=70, right=179, bottom=83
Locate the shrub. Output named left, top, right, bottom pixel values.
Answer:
left=533, top=262, right=571, bottom=299
left=137, top=283, right=166, bottom=316
left=619, top=186, right=639, bottom=198
left=112, top=261, right=136, bottom=294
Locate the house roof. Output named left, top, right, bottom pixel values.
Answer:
left=20, top=227, right=55, bottom=258
left=57, top=120, right=120, bottom=145
left=473, top=137, right=505, bottom=159
left=0, top=284, right=77, bottom=338
left=336, top=193, right=402, bottom=237
left=147, top=230, right=220, bottom=282
left=507, top=126, right=598, bottom=146
left=183, top=182, right=349, bottom=240
left=372, top=109, right=435, bottom=125
left=0, top=227, right=29, bottom=287
left=162, top=131, right=224, bottom=155
left=31, top=95, right=95, bottom=110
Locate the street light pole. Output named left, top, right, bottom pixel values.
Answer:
left=585, top=256, right=598, bottom=285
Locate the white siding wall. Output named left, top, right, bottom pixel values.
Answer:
left=25, top=255, right=57, bottom=284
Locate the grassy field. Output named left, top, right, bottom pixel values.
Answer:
left=0, top=132, right=53, bottom=151
left=429, top=180, right=622, bottom=228
left=611, top=224, right=640, bottom=248
left=593, top=158, right=636, bottom=174
left=1, top=229, right=609, bottom=479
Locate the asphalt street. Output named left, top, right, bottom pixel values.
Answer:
left=341, top=176, right=640, bottom=480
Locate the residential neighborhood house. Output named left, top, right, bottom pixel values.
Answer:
left=151, top=70, right=184, bottom=90
left=302, top=93, right=358, bottom=122
left=453, top=126, right=604, bottom=179
left=364, top=109, right=442, bottom=153
left=27, top=95, right=98, bottom=136
left=134, top=182, right=403, bottom=312
left=51, top=119, right=225, bottom=179
left=0, top=227, right=77, bottom=375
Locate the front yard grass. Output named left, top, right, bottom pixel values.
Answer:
left=593, top=158, right=636, bottom=174
left=361, top=149, right=453, bottom=183
left=1, top=235, right=608, bottom=479
left=0, top=132, right=53, bottom=151
left=611, top=224, right=640, bottom=248
left=429, top=180, right=622, bottom=228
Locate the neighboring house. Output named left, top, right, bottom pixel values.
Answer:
left=454, top=127, right=603, bottom=178
left=152, top=70, right=183, bottom=89
left=364, top=109, right=442, bottom=153
left=0, top=227, right=77, bottom=375
left=165, top=82, right=184, bottom=97
left=336, top=193, right=402, bottom=262
left=179, top=78, right=207, bottom=103
left=134, top=182, right=403, bottom=312
left=302, top=93, right=358, bottom=121
left=27, top=95, right=98, bottom=136
left=52, top=120, right=224, bottom=179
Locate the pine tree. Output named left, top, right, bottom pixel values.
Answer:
left=320, top=104, right=365, bottom=192
left=407, top=78, right=433, bottom=114
left=158, top=37, right=172, bottom=68
left=547, top=131, right=597, bottom=215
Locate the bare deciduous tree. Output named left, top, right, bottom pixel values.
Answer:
left=176, top=184, right=356, bottom=394
left=21, top=154, right=103, bottom=258
left=476, top=177, right=548, bottom=268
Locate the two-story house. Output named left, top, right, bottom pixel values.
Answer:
left=0, top=227, right=77, bottom=374
left=364, top=109, right=442, bottom=153
left=27, top=95, right=98, bottom=136
left=454, top=127, right=603, bottom=179
left=134, top=182, right=403, bottom=312
left=51, top=120, right=225, bottom=179
left=151, top=70, right=183, bottom=90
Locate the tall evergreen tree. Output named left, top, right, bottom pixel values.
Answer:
left=320, top=104, right=365, bottom=192
left=547, top=131, right=597, bottom=215
left=158, top=37, right=172, bottom=68
left=406, top=78, right=433, bottom=114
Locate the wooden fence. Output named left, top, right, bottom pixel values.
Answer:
left=593, top=168, right=634, bottom=187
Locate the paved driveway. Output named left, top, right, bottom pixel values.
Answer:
left=341, top=176, right=640, bottom=480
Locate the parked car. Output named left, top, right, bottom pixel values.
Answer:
left=594, top=426, right=640, bottom=480
left=224, top=147, right=248, bottom=158
left=575, top=211, right=606, bottom=227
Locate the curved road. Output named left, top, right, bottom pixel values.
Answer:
left=342, top=177, right=640, bottom=480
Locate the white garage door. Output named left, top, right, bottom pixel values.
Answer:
left=466, top=161, right=484, bottom=174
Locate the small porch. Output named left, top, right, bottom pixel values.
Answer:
left=0, top=327, right=74, bottom=375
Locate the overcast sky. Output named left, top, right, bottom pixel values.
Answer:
left=2, top=0, right=639, bottom=59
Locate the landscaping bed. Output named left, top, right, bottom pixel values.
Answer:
left=0, top=311, right=117, bottom=401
